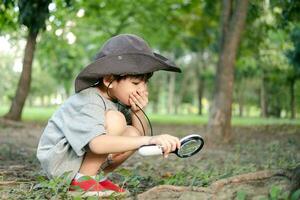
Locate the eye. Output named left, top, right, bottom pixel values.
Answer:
left=132, top=81, right=140, bottom=85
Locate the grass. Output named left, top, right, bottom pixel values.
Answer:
left=150, top=114, right=300, bottom=126
left=0, top=106, right=57, bottom=123
left=0, top=105, right=299, bottom=126
left=0, top=107, right=299, bottom=199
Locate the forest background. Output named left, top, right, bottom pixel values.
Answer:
left=0, top=0, right=300, bottom=199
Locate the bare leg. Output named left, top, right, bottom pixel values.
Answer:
left=103, top=126, right=141, bottom=173
left=78, top=110, right=139, bottom=176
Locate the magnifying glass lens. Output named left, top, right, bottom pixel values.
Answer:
left=138, top=134, right=204, bottom=158
left=177, top=139, right=202, bottom=157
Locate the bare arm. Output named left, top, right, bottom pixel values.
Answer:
left=89, top=135, right=151, bottom=154
left=131, top=110, right=148, bottom=136
left=89, top=134, right=181, bottom=157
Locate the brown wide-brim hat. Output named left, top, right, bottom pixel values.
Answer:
left=75, top=34, right=181, bottom=93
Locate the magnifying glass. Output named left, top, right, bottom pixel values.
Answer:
left=138, top=134, right=204, bottom=158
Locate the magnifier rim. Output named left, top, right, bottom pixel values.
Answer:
left=175, top=134, right=204, bottom=158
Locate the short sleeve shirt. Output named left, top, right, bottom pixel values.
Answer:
left=36, top=87, right=131, bottom=180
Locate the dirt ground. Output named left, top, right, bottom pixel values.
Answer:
left=0, top=121, right=299, bottom=199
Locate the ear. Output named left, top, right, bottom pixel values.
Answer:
left=103, top=75, right=114, bottom=88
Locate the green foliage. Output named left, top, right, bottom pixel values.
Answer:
left=0, top=0, right=18, bottom=32
left=18, top=0, right=52, bottom=34
left=1, top=0, right=54, bottom=34
left=269, top=185, right=281, bottom=200
left=36, top=32, right=85, bottom=94
left=286, top=26, right=300, bottom=77
left=158, top=168, right=219, bottom=187
left=4, top=172, right=72, bottom=199
left=291, top=189, right=300, bottom=200
left=36, top=172, right=71, bottom=199
left=267, top=185, right=290, bottom=200
left=2, top=105, right=300, bottom=125
left=1, top=0, right=300, bottom=118
left=0, top=50, right=19, bottom=104
left=3, top=170, right=118, bottom=199
left=1, top=122, right=299, bottom=199
left=271, top=0, right=300, bottom=25
left=113, top=168, right=157, bottom=195
left=236, top=190, right=247, bottom=200
left=30, top=63, right=59, bottom=98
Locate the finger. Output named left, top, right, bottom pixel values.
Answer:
left=131, top=93, right=144, bottom=108
left=138, top=93, right=148, bottom=107
left=176, top=138, right=181, bottom=149
left=133, top=93, right=144, bottom=105
left=130, top=94, right=139, bottom=105
left=133, top=92, right=144, bottom=102
left=129, top=98, right=137, bottom=111
left=170, top=139, right=177, bottom=152
left=160, top=141, right=168, bottom=157
left=136, top=91, right=147, bottom=100
left=160, top=140, right=169, bottom=154
left=138, top=96, right=148, bottom=107
left=164, top=140, right=172, bottom=156
left=129, top=98, right=135, bottom=110
left=141, top=92, right=148, bottom=103
left=137, top=89, right=144, bottom=95
left=172, top=137, right=181, bottom=149
left=171, top=138, right=178, bottom=152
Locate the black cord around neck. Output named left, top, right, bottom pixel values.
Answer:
left=104, top=80, right=153, bottom=136
left=135, top=104, right=153, bottom=136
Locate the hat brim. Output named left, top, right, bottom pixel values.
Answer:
left=75, top=52, right=181, bottom=93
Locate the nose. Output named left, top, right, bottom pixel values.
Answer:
left=138, top=82, right=147, bottom=92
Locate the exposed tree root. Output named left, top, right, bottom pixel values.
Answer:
left=139, top=184, right=212, bottom=194
left=0, top=118, right=24, bottom=128
left=138, top=168, right=299, bottom=200
left=210, top=170, right=281, bottom=192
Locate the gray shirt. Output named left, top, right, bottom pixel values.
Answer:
left=36, top=87, right=131, bottom=180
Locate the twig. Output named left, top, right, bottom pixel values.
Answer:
left=0, top=180, right=17, bottom=185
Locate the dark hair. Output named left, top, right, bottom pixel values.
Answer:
left=113, top=73, right=153, bottom=82
left=95, top=72, right=153, bottom=91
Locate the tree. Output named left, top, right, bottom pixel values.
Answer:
left=38, top=0, right=191, bottom=99
left=1, top=0, right=52, bottom=121
left=208, top=0, right=249, bottom=143
left=0, top=50, right=19, bottom=105
left=286, top=26, right=300, bottom=119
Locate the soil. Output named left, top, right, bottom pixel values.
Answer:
left=0, top=120, right=299, bottom=199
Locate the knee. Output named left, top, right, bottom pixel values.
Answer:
left=105, top=110, right=127, bottom=135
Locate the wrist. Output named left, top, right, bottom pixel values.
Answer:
left=142, top=136, right=152, bottom=145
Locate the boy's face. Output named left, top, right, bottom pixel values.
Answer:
left=110, top=77, right=148, bottom=106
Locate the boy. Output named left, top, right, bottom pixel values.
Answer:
left=37, top=34, right=181, bottom=196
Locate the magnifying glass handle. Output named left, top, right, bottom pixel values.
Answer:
left=138, top=145, right=163, bottom=156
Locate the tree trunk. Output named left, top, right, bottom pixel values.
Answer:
left=174, top=69, right=192, bottom=114
left=167, top=73, right=176, bottom=114
left=260, top=74, right=268, bottom=118
left=197, top=75, right=204, bottom=115
left=238, top=92, right=244, bottom=117
left=4, top=31, right=38, bottom=121
left=236, top=79, right=244, bottom=117
left=290, top=78, right=295, bottom=119
left=195, top=52, right=210, bottom=115
left=207, top=0, right=249, bottom=143
left=195, top=57, right=205, bottom=116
